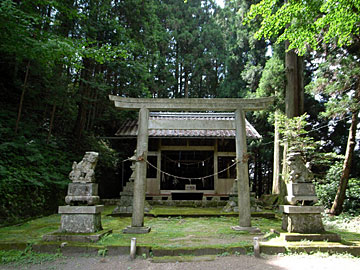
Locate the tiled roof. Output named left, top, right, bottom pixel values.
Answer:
left=115, top=112, right=261, bottom=139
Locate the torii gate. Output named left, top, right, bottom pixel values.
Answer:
left=109, top=96, right=274, bottom=233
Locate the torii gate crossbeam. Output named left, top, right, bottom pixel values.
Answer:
left=109, top=96, right=274, bottom=234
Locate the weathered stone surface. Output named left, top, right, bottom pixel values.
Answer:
left=42, top=229, right=112, bottom=243
left=280, top=205, right=323, bottom=214
left=223, top=201, right=236, bottom=213
left=69, top=152, right=99, bottom=183
left=282, top=213, right=324, bottom=233
left=282, top=233, right=341, bottom=242
left=231, top=226, right=261, bottom=233
left=123, top=226, right=151, bottom=234
left=67, top=183, right=98, bottom=196
left=286, top=195, right=318, bottom=205
left=59, top=205, right=104, bottom=214
left=65, top=195, right=100, bottom=206
left=60, top=213, right=102, bottom=233
left=287, top=183, right=316, bottom=196
left=287, top=152, right=312, bottom=183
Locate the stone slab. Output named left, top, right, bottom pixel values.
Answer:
left=65, top=195, right=100, bottom=205
left=58, top=205, right=104, bottom=214
left=280, top=205, right=324, bottom=214
left=42, top=229, right=112, bottom=243
left=60, top=213, right=102, bottom=233
left=67, top=183, right=98, bottom=196
left=123, top=226, right=151, bottom=234
left=281, top=233, right=341, bottom=242
left=282, top=213, right=324, bottom=233
left=231, top=226, right=261, bottom=233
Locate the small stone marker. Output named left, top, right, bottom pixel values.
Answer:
left=130, top=237, right=137, bottom=260
left=253, top=237, right=260, bottom=258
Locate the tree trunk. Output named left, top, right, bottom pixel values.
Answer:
left=47, top=104, right=56, bottom=144
left=285, top=41, right=304, bottom=118
left=272, top=110, right=282, bottom=194
left=280, top=41, right=304, bottom=201
left=184, top=68, right=189, bottom=98
left=15, top=60, right=31, bottom=134
left=73, top=58, right=92, bottom=140
left=330, top=111, right=359, bottom=215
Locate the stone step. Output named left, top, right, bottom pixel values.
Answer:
left=281, top=233, right=341, bottom=242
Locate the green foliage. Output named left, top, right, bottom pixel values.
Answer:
left=306, top=53, right=360, bottom=118
left=245, top=0, right=360, bottom=55
left=316, top=162, right=360, bottom=213
left=217, top=0, right=268, bottom=97
left=276, top=113, right=318, bottom=155
left=97, top=248, right=108, bottom=257
left=0, top=110, right=75, bottom=225
left=257, top=55, right=285, bottom=100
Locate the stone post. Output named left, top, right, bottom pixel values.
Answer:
left=124, top=107, right=151, bottom=234
left=232, top=109, right=259, bottom=232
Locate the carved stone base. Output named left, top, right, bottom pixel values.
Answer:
left=59, top=205, right=104, bottom=233
left=123, top=226, right=151, bottom=234
left=280, top=206, right=324, bottom=233
left=65, top=183, right=100, bottom=205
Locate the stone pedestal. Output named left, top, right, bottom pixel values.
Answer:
left=65, top=183, right=100, bottom=205
left=59, top=205, right=104, bottom=233
left=280, top=205, right=324, bottom=233
left=286, top=183, right=318, bottom=205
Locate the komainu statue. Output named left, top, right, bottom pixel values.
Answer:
left=69, top=152, right=99, bottom=183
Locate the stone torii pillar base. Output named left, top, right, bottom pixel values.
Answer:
left=231, top=226, right=261, bottom=233
left=123, top=226, right=151, bottom=234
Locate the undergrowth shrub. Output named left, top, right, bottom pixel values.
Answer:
left=0, top=110, right=76, bottom=226
left=0, top=108, right=119, bottom=225
left=0, top=136, right=74, bottom=225
left=315, top=162, right=360, bottom=214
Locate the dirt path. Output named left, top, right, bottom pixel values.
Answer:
left=1, top=254, right=360, bottom=270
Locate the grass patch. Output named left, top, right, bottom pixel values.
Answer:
left=0, top=249, right=63, bottom=266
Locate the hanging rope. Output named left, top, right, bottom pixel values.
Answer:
left=162, top=154, right=213, bottom=166
left=145, top=158, right=239, bottom=181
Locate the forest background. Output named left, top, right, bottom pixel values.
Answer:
left=1, top=0, right=359, bottom=225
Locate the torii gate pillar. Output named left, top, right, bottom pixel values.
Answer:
left=123, top=107, right=151, bottom=234
left=109, top=96, right=273, bottom=234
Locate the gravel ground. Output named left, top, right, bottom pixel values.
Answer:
left=1, top=254, right=360, bottom=270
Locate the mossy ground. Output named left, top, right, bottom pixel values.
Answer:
left=0, top=206, right=278, bottom=249
left=0, top=206, right=359, bottom=251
